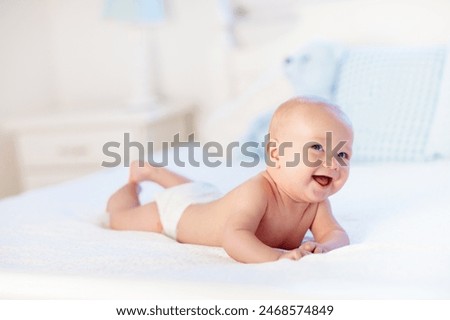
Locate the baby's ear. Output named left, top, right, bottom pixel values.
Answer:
left=266, top=138, right=281, bottom=168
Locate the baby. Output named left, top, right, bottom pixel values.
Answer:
left=106, top=97, right=352, bottom=263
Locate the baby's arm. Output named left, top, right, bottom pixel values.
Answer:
left=300, top=199, right=349, bottom=253
left=222, top=181, right=283, bottom=263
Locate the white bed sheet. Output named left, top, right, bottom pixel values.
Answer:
left=1, top=152, right=449, bottom=299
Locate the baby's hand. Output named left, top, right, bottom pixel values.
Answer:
left=299, top=241, right=328, bottom=254
left=278, top=248, right=311, bottom=261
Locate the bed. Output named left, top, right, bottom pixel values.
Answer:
left=1, top=152, right=449, bottom=299
left=2, top=35, right=450, bottom=299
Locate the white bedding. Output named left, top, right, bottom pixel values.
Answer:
left=1, top=148, right=449, bottom=299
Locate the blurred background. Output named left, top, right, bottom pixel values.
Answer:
left=1, top=0, right=449, bottom=198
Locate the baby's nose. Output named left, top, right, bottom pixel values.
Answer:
left=322, top=156, right=338, bottom=170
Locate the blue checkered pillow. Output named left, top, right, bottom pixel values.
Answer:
left=334, top=45, right=447, bottom=162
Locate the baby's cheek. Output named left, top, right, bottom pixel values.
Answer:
left=341, top=167, right=350, bottom=181
left=304, top=150, right=322, bottom=167
left=280, top=150, right=301, bottom=167
left=335, top=172, right=350, bottom=190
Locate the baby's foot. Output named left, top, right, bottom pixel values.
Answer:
left=129, top=160, right=159, bottom=183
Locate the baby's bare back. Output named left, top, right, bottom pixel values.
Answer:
left=176, top=172, right=318, bottom=250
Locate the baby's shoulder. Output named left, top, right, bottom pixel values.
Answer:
left=241, top=172, right=274, bottom=194
left=225, top=173, right=272, bottom=205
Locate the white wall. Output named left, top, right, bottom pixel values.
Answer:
left=0, top=0, right=55, bottom=196
left=0, top=0, right=54, bottom=117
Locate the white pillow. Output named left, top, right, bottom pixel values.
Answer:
left=334, top=45, right=447, bottom=162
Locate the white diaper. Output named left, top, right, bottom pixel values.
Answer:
left=155, top=182, right=222, bottom=239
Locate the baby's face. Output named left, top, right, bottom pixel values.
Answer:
left=273, top=108, right=353, bottom=203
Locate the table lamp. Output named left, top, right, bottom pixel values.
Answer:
left=104, top=0, right=166, bottom=110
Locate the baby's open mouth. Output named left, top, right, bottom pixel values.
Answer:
left=312, top=175, right=332, bottom=187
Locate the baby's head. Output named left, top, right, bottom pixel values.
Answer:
left=266, top=97, right=353, bottom=203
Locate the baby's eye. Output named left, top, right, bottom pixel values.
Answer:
left=338, top=152, right=349, bottom=160
left=310, top=144, right=324, bottom=151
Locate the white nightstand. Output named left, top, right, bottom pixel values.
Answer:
left=4, top=105, right=195, bottom=191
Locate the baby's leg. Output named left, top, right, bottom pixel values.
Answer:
left=109, top=202, right=163, bottom=232
left=107, top=160, right=191, bottom=232
left=129, top=160, right=191, bottom=187
left=107, top=180, right=162, bottom=232
left=107, top=160, right=190, bottom=214
left=106, top=182, right=141, bottom=214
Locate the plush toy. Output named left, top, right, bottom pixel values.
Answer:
left=284, top=41, right=345, bottom=101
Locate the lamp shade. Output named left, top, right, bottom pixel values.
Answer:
left=103, top=0, right=165, bottom=24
